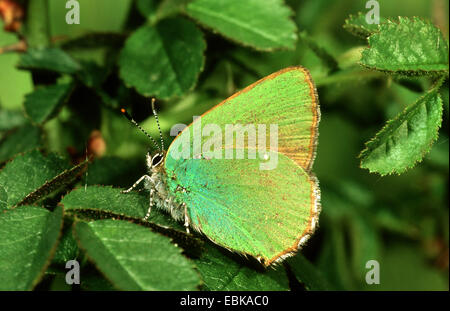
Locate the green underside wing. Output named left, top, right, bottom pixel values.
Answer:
left=164, top=67, right=321, bottom=266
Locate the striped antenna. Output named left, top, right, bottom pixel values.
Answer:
left=120, top=108, right=161, bottom=151
left=151, top=98, right=165, bottom=151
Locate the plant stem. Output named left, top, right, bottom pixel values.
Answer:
left=25, top=0, right=51, bottom=49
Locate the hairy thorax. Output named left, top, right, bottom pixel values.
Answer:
left=145, top=165, right=185, bottom=222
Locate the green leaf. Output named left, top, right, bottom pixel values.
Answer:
left=360, top=88, right=443, bottom=175
left=80, top=267, right=116, bottom=291
left=76, top=61, right=110, bottom=89
left=299, top=32, right=338, bottom=73
left=19, top=160, right=87, bottom=207
left=61, top=185, right=180, bottom=229
left=0, top=206, right=63, bottom=290
left=24, top=83, right=74, bottom=124
left=51, top=223, right=80, bottom=266
left=136, top=0, right=158, bottom=19
left=0, top=150, right=72, bottom=209
left=61, top=186, right=204, bottom=255
left=18, top=48, right=81, bottom=74
left=195, top=244, right=289, bottom=290
left=286, top=253, right=333, bottom=290
left=118, top=17, right=205, bottom=99
left=317, top=222, right=355, bottom=289
left=343, top=12, right=385, bottom=39
left=74, top=219, right=201, bottom=290
left=360, top=17, right=449, bottom=74
left=0, top=123, right=42, bottom=162
left=186, top=0, right=297, bottom=51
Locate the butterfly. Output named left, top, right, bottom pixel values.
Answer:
left=122, top=66, right=321, bottom=267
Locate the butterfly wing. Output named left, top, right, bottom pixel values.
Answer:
left=165, top=151, right=320, bottom=265
left=164, top=67, right=320, bottom=265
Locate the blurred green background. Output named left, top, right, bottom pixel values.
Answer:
left=0, top=0, right=448, bottom=290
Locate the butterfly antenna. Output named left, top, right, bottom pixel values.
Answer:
left=120, top=108, right=161, bottom=151
left=151, top=98, right=165, bottom=151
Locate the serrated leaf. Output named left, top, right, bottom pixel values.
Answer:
left=24, top=83, right=74, bottom=124
left=0, top=150, right=71, bottom=209
left=195, top=244, right=289, bottom=290
left=60, top=186, right=204, bottom=255
left=286, top=253, right=333, bottom=290
left=360, top=89, right=443, bottom=175
left=19, top=160, right=88, bottom=207
left=0, top=123, right=42, bottom=162
left=360, top=17, right=449, bottom=74
left=74, top=219, right=201, bottom=290
left=343, top=12, right=385, bottom=39
left=118, top=17, right=205, bottom=99
left=18, top=48, right=81, bottom=74
left=186, top=0, right=297, bottom=51
left=0, top=206, right=63, bottom=290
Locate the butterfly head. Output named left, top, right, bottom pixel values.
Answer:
left=146, top=151, right=165, bottom=171
left=120, top=98, right=166, bottom=172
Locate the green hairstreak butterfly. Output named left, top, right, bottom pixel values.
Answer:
left=122, top=66, right=321, bottom=266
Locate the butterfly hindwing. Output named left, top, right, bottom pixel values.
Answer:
left=165, top=150, right=320, bottom=265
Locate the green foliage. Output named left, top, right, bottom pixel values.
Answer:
left=343, top=12, right=386, bottom=39
left=360, top=87, right=443, bottom=175
left=18, top=48, right=81, bottom=74
left=360, top=17, right=449, bottom=75
left=74, top=220, right=201, bottom=290
left=62, top=186, right=182, bottom=229
left=24, top=82, right=74, bottom=124
left=0, top=123, right=42, bottom=162
left=119, top=18, right=206, bottom=99
left=0, top=150, right=70, bottom=209
left=185, top=0, right=297, bottom=51
left=286, top=254, right=333, bottom=290
left=345, top=15, right=449, bottom=175
left=0, top=206, right=63, bottom=290
left=195, top=243, right=289, bottom=290
left=0, top=0, right=448, bottom=291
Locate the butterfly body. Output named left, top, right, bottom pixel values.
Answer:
left=138, top=152, right=187, bottom=224
left=125, top=66, right=321, bottom=267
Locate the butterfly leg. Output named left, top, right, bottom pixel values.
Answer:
left=183, top=203, right=190, bottom=234
left=143, top=188, right=154, bottom=221
left=121, top=175, right=152, bottom=193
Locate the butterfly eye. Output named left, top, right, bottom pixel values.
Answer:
left=151, top=154, right=164, bottom=166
